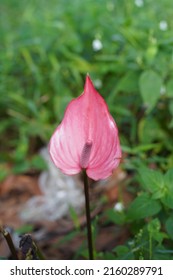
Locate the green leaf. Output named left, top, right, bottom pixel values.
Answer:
left=114, top=245, right=134, bottom=260
left=58, top=231, right=79, bottom=246
left=139, top=70, right=162, bottom=111
left=30, top=155, right=47, bottom=170
left=0, top=164, right=9, bottom=181
left=165, top=216, right=173, bottom=239
left=137, top=167, right=164, bottom=198
left=166, top=79, right=173, bottom=97
left=161, top=193, right=173, bottom=209
left=127, top=193, right=161, bottom=221
left=12, top=161, right=31, bottom=174
left=138, top=117, right=165, bottom=144
left=102, top=252, right=116, bottom=260
left=105, top=208, right=125, bottom=225
left=69, top=206, right=80, bottom=229
left=116, top=72, right=139, bottom=93
left=147, top=219, right=167, bottom=244
left=15, top=224, right=34, bottom=235
left=169, top=100, right=173, bottom=116
left=164, top=169, right=173, bottom=187
left=161, top=169, right=173, bottom=209
left=162, top=201, right=173, bottom=212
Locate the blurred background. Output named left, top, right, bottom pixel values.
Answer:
left=1, top=0, right=173, bottom=260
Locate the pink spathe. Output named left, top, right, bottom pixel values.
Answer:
left=49, top=75, right=121, bottom=180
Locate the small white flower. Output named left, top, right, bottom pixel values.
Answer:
left=128, top=240, right=135, bottom=246
left=92, top=39, right=103, bottom=51
left=159, top=21, right=168, bottom=31
left=94, top=79, right=102, bottom=89
left=134, top=0, right=144, bottom=7
left=160, top=86, right=166, bottom=95
left=114, top=202, right=124, bottom=212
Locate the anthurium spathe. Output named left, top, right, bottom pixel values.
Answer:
left=49, top=75, right=121, bottom=181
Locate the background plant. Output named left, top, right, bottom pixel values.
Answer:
left=1, top=0, right=173, bottom=259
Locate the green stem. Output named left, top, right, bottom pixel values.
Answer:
left=83, top=171, right=94, bottom=260
left=0, top=226, right=18, bottom=260
left=33, top=241, right=45, bottom=260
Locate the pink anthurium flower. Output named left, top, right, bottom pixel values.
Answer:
left=49, top=75, right=121, bottom=181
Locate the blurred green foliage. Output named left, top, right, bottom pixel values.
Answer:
left=1, top=0, right=173, bottom=259
left=1, top=0, right=173, bottom=164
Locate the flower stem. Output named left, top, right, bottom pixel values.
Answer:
left=83, top=170, right=94, bottom=260
left=0, top=226, right=18, bottom=260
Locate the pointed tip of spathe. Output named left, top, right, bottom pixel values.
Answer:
left=85, top=73, right=94, bottom=87
left=84, top=74, right=94, bottom=95
left=86, top=73, right=91, bottom=83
